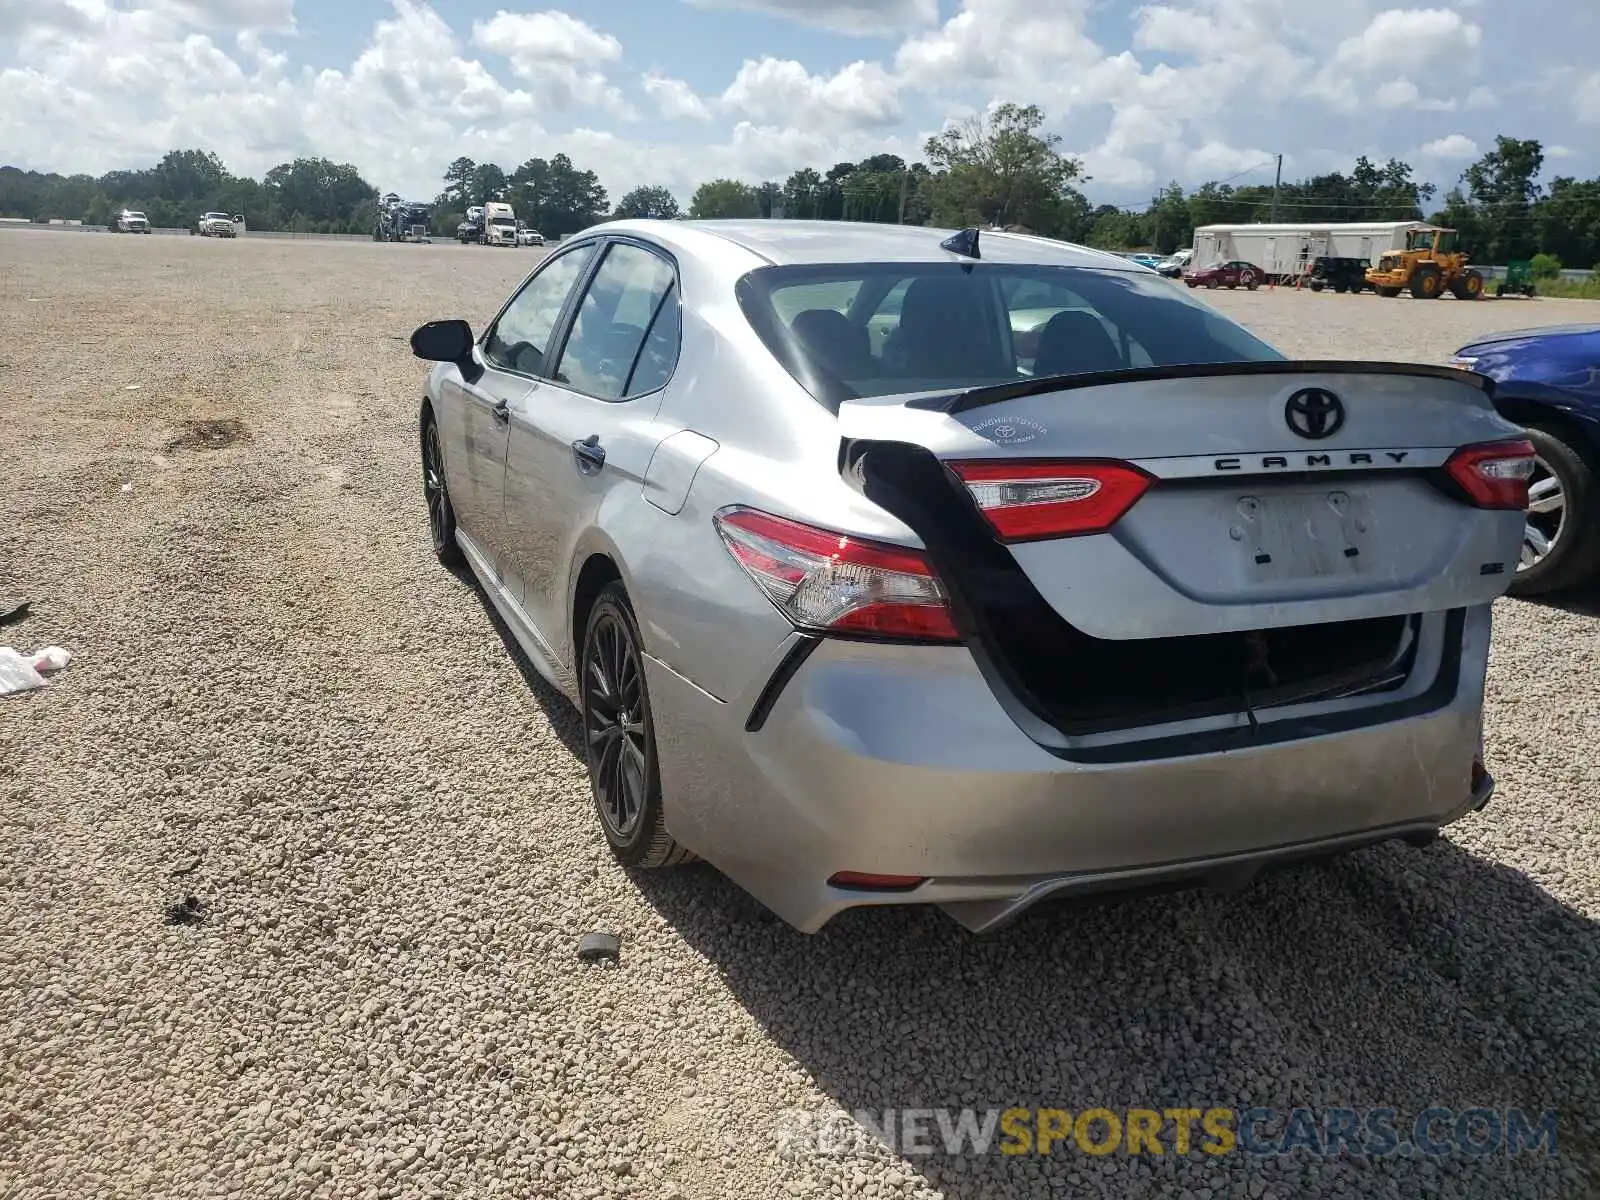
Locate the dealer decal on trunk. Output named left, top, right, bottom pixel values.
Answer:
left=973, top=416, right=1048, bottom=446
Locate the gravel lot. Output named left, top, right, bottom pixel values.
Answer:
left=2, top=231, right=1597, bottom=1200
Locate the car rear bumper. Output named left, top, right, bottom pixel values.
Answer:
left=647, top=604, right=1493, bottom=933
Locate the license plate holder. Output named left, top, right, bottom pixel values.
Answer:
left=1234, top=489, right=1373, bottom=580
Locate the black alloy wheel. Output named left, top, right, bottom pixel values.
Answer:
left=421, top=418, right=463, bottom=566
left=580, top=583, right=692, bottom=867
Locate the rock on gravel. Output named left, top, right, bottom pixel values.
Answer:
left=1, top=230, right=1597, bottom=1200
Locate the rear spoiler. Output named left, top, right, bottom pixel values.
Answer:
left=910, top=360, right=1494, bottom=416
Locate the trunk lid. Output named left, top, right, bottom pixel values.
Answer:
left=839, top=362, right=1527, bottom=640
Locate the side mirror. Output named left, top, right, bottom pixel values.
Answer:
left=410, top=319, right=483, bottom=384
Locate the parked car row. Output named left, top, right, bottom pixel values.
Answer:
left=406, top=221, right=1588, bottom=938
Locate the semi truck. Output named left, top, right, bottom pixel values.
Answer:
left=481, top=201, right=518, bottom=247
left=374, top=193, right=433, bottom=243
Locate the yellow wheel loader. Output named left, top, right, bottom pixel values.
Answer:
left=1365, top=227, right=1485, bottom=300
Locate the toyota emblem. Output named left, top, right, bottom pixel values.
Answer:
left=1284, top=388, right=1346, bottom=439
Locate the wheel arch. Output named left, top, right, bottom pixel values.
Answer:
left=570, top=550, right=625, bottom=668
left=1493, top=391, right=1600, bottom=463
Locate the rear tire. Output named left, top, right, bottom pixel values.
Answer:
left=580, top=583, right=694, bottom=869
left=1508, top=423, right=1600, bottom=596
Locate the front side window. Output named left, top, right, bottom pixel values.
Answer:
left=738, top=262, right=1284, bottom=407
left=482, top=243, right=598, bottom=377
left=551, top=243, right=678, bottom=400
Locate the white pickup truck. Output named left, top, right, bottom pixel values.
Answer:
left=193, top=212, right=239, bottom=238
left=108, top=209, right=151, bottom=234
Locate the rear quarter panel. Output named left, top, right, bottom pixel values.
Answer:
left=611, top=245, right=920, bottom=706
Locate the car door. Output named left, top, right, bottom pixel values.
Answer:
left=501, top=239, right=682, bottom=657
left=444, top=242, right=599, bottom=577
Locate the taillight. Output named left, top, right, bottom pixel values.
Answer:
left=712, top=507, right=959, bottom=643
left=1443, top=439, right=1536, bottom=510
left=949, top=459, right=1153, bottom=541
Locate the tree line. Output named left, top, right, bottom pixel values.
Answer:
left=3, top=113, right=1597, bottom=269
left=0, top=150, right=379, bottom=234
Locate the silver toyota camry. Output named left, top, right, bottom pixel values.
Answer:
left=411, top=219, right=1532, bottom=934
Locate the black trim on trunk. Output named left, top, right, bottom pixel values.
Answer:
left=913, top=360, right=1494, bottom=415
left=1048, top=609, right=1465, bottom=764
left=745, top=636, right=822, bottom=732
left=847, top=439, right=1464, bottom=762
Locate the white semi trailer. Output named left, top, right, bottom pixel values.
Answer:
left=1190, top=221, right=1431, bottom=282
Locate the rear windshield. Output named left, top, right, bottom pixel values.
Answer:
left=737, top=262, right=1283, bottom=408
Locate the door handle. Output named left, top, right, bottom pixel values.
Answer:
left=490, top=399, right=510, bottom=424
left=571, top=435, right=606, bottom=471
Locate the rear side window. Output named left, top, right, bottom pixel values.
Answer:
left=552, top=243, right=679, bottom=400
left=737, top=263, right=1284, bottom=408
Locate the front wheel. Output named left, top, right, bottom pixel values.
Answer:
left=1508, top=424, right=1600, bottom=596
left=421, top=417, right=464, bottom=567
left=580, top=584, right=694, bottom=868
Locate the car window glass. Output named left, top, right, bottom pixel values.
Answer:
left=999, top=276, right=1147, bottom=375
left=745, top=264, right=1282, bottom=404
left=771, top=280, right=861, bottom=326
left=483, top=244, right=597, bottom=376
left=552, top=244, right=677, bottom=401
left=625, top=284, right=682, bottom=397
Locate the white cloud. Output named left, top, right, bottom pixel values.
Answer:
left=1578, top=71, right=1600, bottom=123
left=683, top=0, right=937, bottom=36
left=720, top=57, right=902, bottom=129
left=1374, top=78, right=1420, bottom=108
left=641, top=71, right=711, bottom=120
left=0, top=0, right=1595, bottom=214
left=152, top=0, right=295, bottom=31
left=470, top=9, right=632, bottom=116
left=1420, top=133, right=1479, bottom=159
left=895, top=0, right=1101, bottom=91
left=1333, top=8, right=1481, bottom=73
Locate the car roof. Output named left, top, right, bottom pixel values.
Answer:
left=595, top=218, right=1141, bottom=271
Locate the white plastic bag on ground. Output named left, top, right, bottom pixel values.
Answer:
left=31, top=646, right=72, bottom=672
left=0, top=645, right=73, bottom=695
left=0, top=648, right=48, bottom=695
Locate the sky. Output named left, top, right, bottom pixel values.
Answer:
left=2, top=0, right=1598, bottom=210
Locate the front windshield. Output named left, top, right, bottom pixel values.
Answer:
left=491, top=217, right=515, bottom=226
left=738, top=262, right=1284, bottom=410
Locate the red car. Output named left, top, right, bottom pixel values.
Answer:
left=1184, top=260, right=1264, bottom=290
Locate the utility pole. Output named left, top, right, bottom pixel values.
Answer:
left=897, top=168, right=909, bottom=225
left=1270, top=154, right=1283, bottom=223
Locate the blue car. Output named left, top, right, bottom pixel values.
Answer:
left=1451, top=324, right=1600, bottom=595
